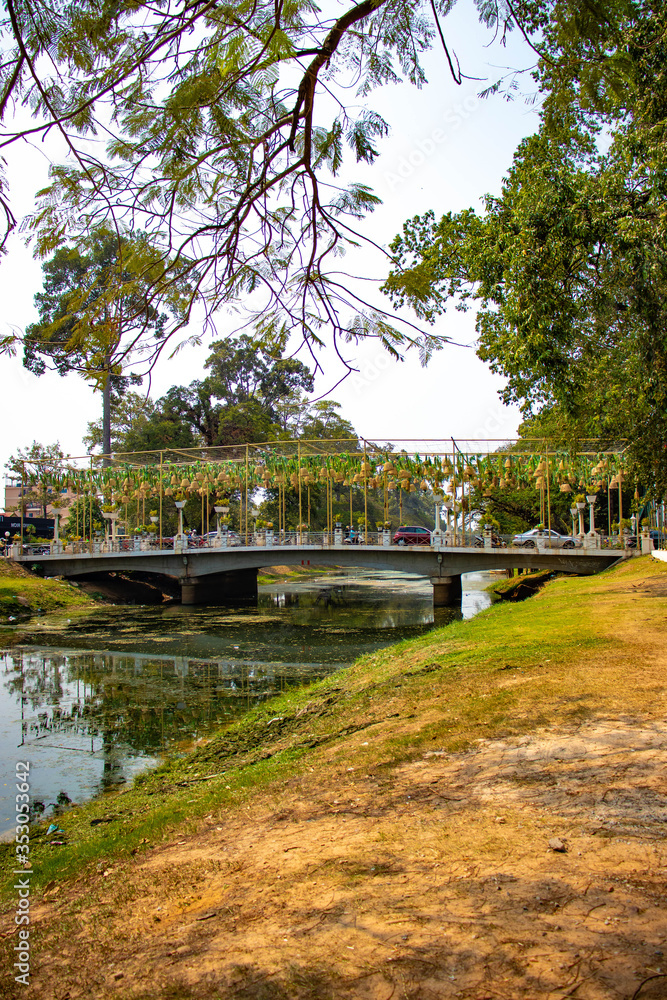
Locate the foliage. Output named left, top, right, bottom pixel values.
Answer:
left=84, top=336, right=350, bottom=452
left=0, top=559, right=98, bottom=620
left=22, top=226, right=191, bottom=454
left=5, top=441, right=66, bottom=517
left=24, top=229, right=167, bottom=385
left=65, top=495, right=105, bottom=538
left=83, top=392, right=198, bottom=454
left=0, top=0, right=639, bottom=371
left=298, top=401, right=357, bottom=442
left=384, top=5, right=667, bottom=494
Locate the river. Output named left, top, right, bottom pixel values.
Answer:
left=0, top=569, right=499, bottom=833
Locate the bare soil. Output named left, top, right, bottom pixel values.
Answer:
left=6, top=720, right=666, bottom=1000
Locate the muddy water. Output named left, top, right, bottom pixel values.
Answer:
left=0, top=569, right=498, bottom=832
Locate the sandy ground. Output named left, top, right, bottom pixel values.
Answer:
left=5, top=715, right=666, bottom=1000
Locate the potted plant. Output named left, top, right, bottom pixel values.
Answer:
left=296, top=522, right=309, bottom=543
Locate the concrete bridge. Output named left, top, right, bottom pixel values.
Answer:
left=15, top=536, right=628, bottom=606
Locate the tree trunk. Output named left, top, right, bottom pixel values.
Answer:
left=102, top=368, right=111, bottom=466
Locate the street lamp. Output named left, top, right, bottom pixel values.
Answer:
left=570, top=506, right=577, bottom=537
left=213, top=503, right=230, bottom=537
left=174, top=499, right=186, bottom=541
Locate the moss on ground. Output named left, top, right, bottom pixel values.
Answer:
left=0, top=559, right=99, bottom=621
left=486, top=568, right=556, bottom=599
left=256, top=564, right=340, bottom=585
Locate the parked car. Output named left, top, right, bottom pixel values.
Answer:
left=393, top=525, right=432, bottom=545
left=512, top=528, right=581, bottom=549
left=619, top=529, right=665, bottom=550
left=203, top=530, right=242, bottom=545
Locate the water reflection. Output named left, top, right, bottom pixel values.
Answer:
left=0, top=570, right=497, bottom=832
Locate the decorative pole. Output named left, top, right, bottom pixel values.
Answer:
left=586, top=492, right=597, bottom=535
left=245, top=444, right=250, bottom=545
left=363, top=442, right=368, bottom=545
left=175, top=500, right=186, bottom=540
left=545, top=445, right=552, bottom=538
left=298, top=441, right=302, bottom=535
left=89, top=457, right=94, bottom=553
left=20, top=461, right=24, bottom=550
left=159, top=452, right=163, bottom=548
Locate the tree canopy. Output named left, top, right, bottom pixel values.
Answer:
left=5, top=440, right=66, bottom=516
left=22, top=226, right=193, bottom=454
left=84, top=335, right=357, bottom=452
left=0, top=0, right=641, bottom=373
left=384, top=4, right=667, bottom=493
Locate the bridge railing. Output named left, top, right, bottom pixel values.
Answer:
left=9, top=529, right=647, bottom=558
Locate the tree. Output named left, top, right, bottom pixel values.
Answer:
left=0, top=1, right=637, bottom=371
left=84, top=336, right=315, bottom=452
left=5, top=441, right=66, bottom=517
left=64, top=495, right=104, bottom=539
left=83, top=391, right=199, bottom=455
left=384, top=6, right=667, bottom=494
left=22, top=226, right=190, bottom=458
left=299, top=401, right=357, bottom=441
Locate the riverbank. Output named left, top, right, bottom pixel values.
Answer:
left=0, top=560, right=100, bottom=622
left=0, top=559, right=338, bottom=622
left=256, top=563, right=341, bottom=585
left=1, top=555, right=666, bottom=998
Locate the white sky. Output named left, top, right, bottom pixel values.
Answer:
left=0, top=4, right=540, bottom=476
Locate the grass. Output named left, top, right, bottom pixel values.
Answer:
left=0, top=559, right=99, bottom=621
left=2, top=554, right=665, bottom=902
left=485, top=568, right=555, bottom=598
left=256, top=564, right=340, bottom=585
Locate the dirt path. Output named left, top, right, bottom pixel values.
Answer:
left=9, top=716, right=666, bottom=1000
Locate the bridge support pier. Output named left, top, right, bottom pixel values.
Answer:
left=431, top=574, right=462, bottom=608
left=180, top=568, right=258, bottom=605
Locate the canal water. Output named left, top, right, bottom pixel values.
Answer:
left=0, top=569, right=498, bottom=833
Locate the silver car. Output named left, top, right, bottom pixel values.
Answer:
left=512, top=528, right=582, bottom=550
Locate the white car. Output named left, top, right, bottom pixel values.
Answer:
left=512, top=528, right=582, bottom=550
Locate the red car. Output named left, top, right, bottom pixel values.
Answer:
left=393, top=525, right=432, bottom=545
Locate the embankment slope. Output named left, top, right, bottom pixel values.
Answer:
left=1, top=556, right=666, bottom=999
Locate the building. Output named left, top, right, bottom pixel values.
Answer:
left=3, top=477, right=74, bottom=519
